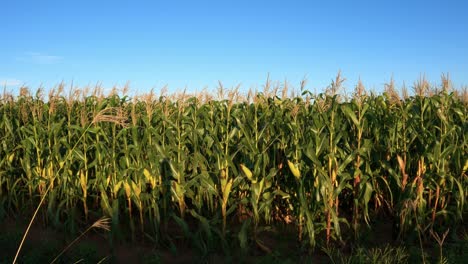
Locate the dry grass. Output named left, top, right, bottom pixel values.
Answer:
left=92, top=107, right=128, bottom=127
left=50, top=217, right=111, bottom=263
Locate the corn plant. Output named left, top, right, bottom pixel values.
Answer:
left=0, top=77, right=465, bottom=258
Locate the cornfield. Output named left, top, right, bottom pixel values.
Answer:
left=1, top=76, right=467, bottom=253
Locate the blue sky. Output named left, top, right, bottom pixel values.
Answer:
left=1, top=0, right=467, bottom=95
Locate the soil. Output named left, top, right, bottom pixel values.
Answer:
left=1, top=213, right=467, bottom=263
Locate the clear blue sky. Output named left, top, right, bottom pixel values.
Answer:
left=1, top=0, right=467, bottom=95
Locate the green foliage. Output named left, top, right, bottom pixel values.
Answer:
left=0, top=82, right=466, bottom=255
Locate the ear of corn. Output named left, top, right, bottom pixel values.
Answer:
left=287, top=160, right=301, bottom=180
left=240, top=164, right=256, bottom=183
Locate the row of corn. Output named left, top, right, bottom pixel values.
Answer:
left=0, top=80, right=466, bottom=250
